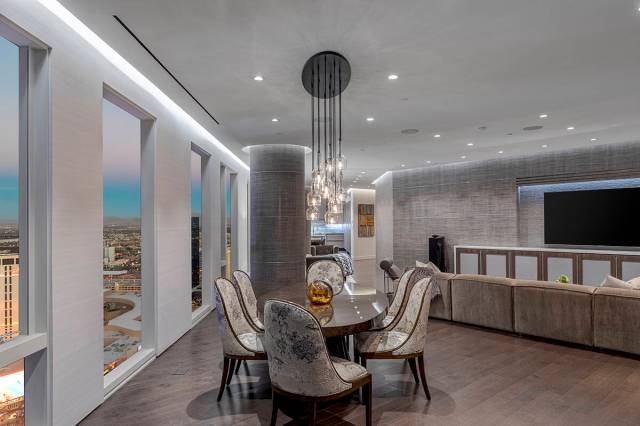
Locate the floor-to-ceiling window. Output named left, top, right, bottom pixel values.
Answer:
left=102, top=99, right=142, bottom=375
left=191, top=151, right=203, bottom=311
left=0, top=35, right=24, bottom=425
left=220, top=167, right=235, bottom=279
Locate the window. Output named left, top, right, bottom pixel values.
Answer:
left=220, top=167, right=235, bottom=279
left=0, top=34, right=20, bottom=345
left=0, top=35, right=24, bottom=425
left=191, top=151, right=203, bottom=311
left=102, top=98, right=142, bottom=375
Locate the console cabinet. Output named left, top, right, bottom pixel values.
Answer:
left=455, top=246, right=640, bottom=286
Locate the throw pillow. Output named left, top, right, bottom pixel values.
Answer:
left=415, top=260, right=441, bottom=273
left=628, top=276, right=640, bottom=288
left=601, top=275, right=637, bottom=290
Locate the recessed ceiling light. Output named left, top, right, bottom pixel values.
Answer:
left=460, top=155, right=466, bottom=159
left=433, top=134, right=441, bottom=138
left=366, top=117, right=375, bottom=122
left=254, top=75, right=263, bottom=81
left=498, top=150, right=504, bottom=154
left=590, top=138, right=598, bottom=142
left=467, top=142, right=474, bottom=146
left=542, top=144, right=548, bottom=148
left=361, top=171, right=366, bottom=174
left=271, top=118, right=279, bottom=122
left=401, top=164, right=405, bottom=168
left=567, top=126, right=575, bottom=130
left=426, top=160, right=431, bottom=164
left=388, top=74, right=398, bottom=80
left=539, top=113, right=548, bottom=119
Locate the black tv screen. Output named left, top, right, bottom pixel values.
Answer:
left=544, top=187, right=640, bottom=247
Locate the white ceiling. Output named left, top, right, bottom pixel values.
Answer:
left=60, top=0, right=640, bottom=187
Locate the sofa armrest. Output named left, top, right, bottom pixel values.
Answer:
left=430, top=272, right=455, bottom=320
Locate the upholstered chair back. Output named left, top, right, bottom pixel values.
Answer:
left=391, top=277, right=433, bottom=356
left=387, top=268, right=415, bottom=318
left=232, top=270, right=263, bottom=330
left=263, top=299, right=351, bottom=397
left=307, top=260, right=345, bottom=295
left=214, top=277, right=260, bottom=357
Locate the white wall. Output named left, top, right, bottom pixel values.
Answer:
left=349, top=189, right=376, bottom=261
left=1, top=2, right=249, bottom=425
left=375, top=172, right=393, bottom=290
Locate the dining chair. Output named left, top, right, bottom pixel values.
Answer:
left=354, top=277, right=434, bottom=400
left=378, top=268, right=414, bottom=329
left=214, top=277, right=267, bottom=402
left=232, top=270, right=264, bottom=331
left=263, top=299, right=372, bottom=426
left=307, top=260, right=345, bottom=295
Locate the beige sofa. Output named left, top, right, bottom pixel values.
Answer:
left=431, top=273, right=640, bottom=356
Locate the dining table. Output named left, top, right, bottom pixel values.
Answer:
left=305, top=280, right=389, bottom=359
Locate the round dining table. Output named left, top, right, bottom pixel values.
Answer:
left=307, top=281, right=389, bottom=336
left=304, top=281, right=389, bottom=358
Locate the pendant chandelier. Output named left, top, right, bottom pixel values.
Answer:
left=302, top=51, right=351, bottom=224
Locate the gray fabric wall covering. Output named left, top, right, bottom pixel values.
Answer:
left=391, top=142, right=640, bottom=270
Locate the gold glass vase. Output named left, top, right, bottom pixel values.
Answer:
left=306, top=280, right=334, bottom=305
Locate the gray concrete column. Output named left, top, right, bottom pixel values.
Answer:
left=250, top=145, right=306, bottom=298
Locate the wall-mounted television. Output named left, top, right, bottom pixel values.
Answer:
left=544, top=187, right=640, bottom=247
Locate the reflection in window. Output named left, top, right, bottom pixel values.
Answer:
left=0, top=359, right=24, bottom=425
left=0, top=36, right=20, bottom=345
left=102, top=99, right=142, bottom=375
left=191, top=151, right=202, bottom=311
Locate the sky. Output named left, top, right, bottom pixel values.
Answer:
left=0, top=36, right=19, bottom=224
left=103, top=99, right=142, bottom=219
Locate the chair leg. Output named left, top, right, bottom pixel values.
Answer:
left=217, top=357, right=230, bottom=402
left=226, top=359, right=236, bottom=385
left=364, top=381, right=372, bottom=426
left=361, top=356, right=367, bottom=368
left=417, top=355, right=431, bottom=400
left=235, top=359, right=242, bottom=374
left=354, top=348, right=360, bottom=365
left=270, top=391, right=278, bottom=426
left=307, top=400, right=317, bottom=426
left=407, top=358, right=420, bottom=384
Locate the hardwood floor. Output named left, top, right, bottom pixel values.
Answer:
left=81, top=261, right=640, bottom=425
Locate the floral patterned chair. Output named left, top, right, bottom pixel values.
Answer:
left=263, top=299, right=372, bottom=426
left=232, top=270, right=264, bottom=332
left=214, top=277, right=267, bottom=402
left=307, top=260, right=345, bottom=295
left=355, top=277, right=434, bottom=400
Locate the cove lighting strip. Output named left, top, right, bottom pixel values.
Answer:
left=38, top=0, right=249, bottom=171
left=371, top=171, right=391, bottom=185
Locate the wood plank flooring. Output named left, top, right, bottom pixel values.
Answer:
left=81, top=261, right=640, bottom=425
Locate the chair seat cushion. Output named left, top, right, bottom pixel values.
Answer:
left=356, top=330, right=409, bottom=354
left=330, top=356, right=368, bottom=382
left=237, top=332, right=264, bottom=353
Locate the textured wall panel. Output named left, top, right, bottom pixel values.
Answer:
left=392, top=142, right=640, bottom=270
left=250, top=145, right=306, bottom=297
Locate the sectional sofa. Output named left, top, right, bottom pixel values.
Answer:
left=429, top=272, right=640, bottom=356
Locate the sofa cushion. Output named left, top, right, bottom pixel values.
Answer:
left=593, top=287, right=640, bottom=355
left=429, top=272, right=454, bottom=321
left=451, top=274, right=515, bottom=332
left=514, top=280, right=595, bottom=346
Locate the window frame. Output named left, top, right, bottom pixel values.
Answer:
left=101, top=85, right=157, bottom=396
left=0, top=15, right=52, bottom=425
left=190, top=143, right=214, bottom=325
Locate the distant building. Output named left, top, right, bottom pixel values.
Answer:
left=0, top=254, right=19, bottom=342
left=103, top=246, right=116, bottom=264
